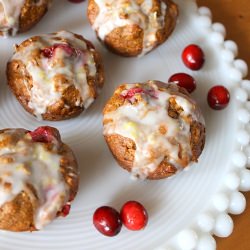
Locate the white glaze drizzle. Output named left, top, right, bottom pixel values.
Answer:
left=0, top=0, right=47, bottom=37
left=93, top=0, right=167, bottom=55
left=0, top=129, right=68, bottom=229
left=0, top=0, right=25, bottom=36
left=11, top=30, right=97, bottom=119
left=103, top=81, right=205, bottom=179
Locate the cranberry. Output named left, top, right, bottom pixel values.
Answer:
left=93, top=206, right=122, bottom=237
left=121, top=87, right=144, bottom=99
left=121, top=87, right=158, bottom=102
left=120, top=201, right=148, bottom=231
left=29, top=126, right=61, bottom=143
left=42, top=43, right=75, bottom=59
left=182, top=44, right=205, bottom=70
left=207, top=85, right=230, bottom=110
left=58, top=203, right=71, bottom=217
left=169, top=73, right=196, bottom=93
left=68, top=0, right=85, bottom=2
left=42, top=47, right=54, bottom=58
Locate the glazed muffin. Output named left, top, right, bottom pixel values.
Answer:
left=0, top=0, right=52, bottom=37
left=0, top=126, right=79, bottom=231
left=103, top=80, right=206, bottom=180
left=7, top=30, right=104, bottom=121
left=87, top=0, right=178, bottom=57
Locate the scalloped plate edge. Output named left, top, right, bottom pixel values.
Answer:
left=155, top=3, right=250, bottom=250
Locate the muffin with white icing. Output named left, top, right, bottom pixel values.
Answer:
left=7, top=30, right=104, bottom=121
left=87, top=0, right=178, bottom=57
left=0, top=0, right=52, bottom=37
left=0, top=126, right=79, bottom=231
left=103, top=81, right=206, bottom=180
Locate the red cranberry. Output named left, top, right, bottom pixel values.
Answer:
left=29, top=126, right=61, bottom=143
left=207, top=85, right=230, bottom=110
left=93, top=206, right=122, bottom=237
left=120, top=201, right=148, bottom=231
left=58, top=203, right=71, bottom=217
left=169, top=73, right=196, bottom=93
left=121, top=87, right=144, bottom=99
left=42, top=43, right=75, bottom=59
left=42, top=47, right=54, bottom=58
left=68, top=0, right=85, bottom=2
left=121, top=87, right=158, bottom=102
left=182, top=44, right=205, bottom=70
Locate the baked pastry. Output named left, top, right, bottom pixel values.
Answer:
left=103, top=80, right=205, bottom=180
left=0, top=126, right=79, bottom=231
left=7, top=30, right=104, bottom=121
left=0, top=0, right=52, bottom=37
left=87, top=0, right=178, bottom=57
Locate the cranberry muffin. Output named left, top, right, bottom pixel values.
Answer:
left=0, top=126, right=79, bottom=231
left=103, top=80, right=206, bottom=180
left=87, top=0, right=178, bottom=57
left=7, top=30, right=104, bottom=121
left=0, top=0, right=52, bottom=37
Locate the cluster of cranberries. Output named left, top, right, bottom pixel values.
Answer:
left=168, top=44, right=230, bottom=110
left=93, top=201, right=148, bottom=237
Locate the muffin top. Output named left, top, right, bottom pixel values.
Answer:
left=10, top=30, right=101, bottom=120
left=0, top=127, right=78, bottom=230
left=0, top=0, right=49, bottom=37
left=103, top=81, right=205, bottom=179
left=92, top=0, right=167, bottom=55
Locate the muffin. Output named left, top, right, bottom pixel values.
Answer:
left=7, top=30, right=104, bottom=121
left=0, top=0, right=52, bottom=37
left=87, top=0, right=178, bottom=57
left=103, top=80, right=206, bottom=180
left=0, top=126, right=79, bottom=231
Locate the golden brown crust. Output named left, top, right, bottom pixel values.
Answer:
left=104, top=134, right=177, bottom=180
left=59, top=143, right=79, bottom=202
left=190, top=121, right=206, bottom=162
left=0, top=191, right=36, bottom=232
left=104, top=25, right=144, bottom=57
left=87, top=0, right=179, bottom=57
left=0, top=128, right=79, bottom=231
left=155, top=0, right=179, bottom=47
left=7, top=59, right=37, bottom=117
left=19, top=0, right=51, bottom=33
left=6, top=33, right=105, bottom=121
left=0, top=0, right=51, bottom=36
left=103, top=81, right=206, bottom=180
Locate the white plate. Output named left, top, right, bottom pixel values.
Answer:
left=0, top=0, right=250, bottom=249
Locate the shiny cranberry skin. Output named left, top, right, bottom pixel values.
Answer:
left=169, top=73, right=196, bottom=93
left=182, top=44, right=205, bottom=70
left=93, top=206, right=122, bottom=237
left=120, top=201, right=148, bottom=231
left=207, top=85, right=230, bottom=110
left=68, top=0, right=85, bottom=3
left=29, top=126, right=61, bottom=143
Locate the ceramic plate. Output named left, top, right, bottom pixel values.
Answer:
left=0, top=0, right=250, bottom=249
